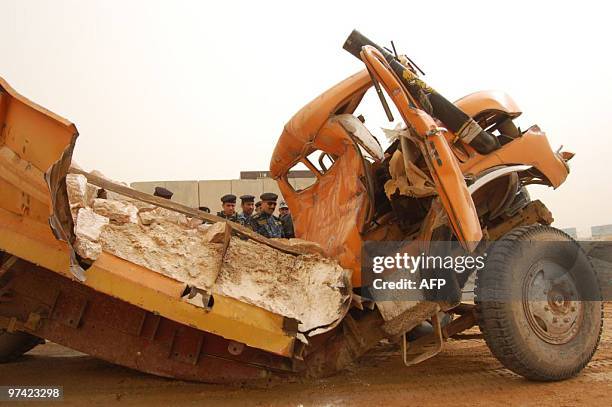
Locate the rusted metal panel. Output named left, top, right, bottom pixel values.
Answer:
left=83, top=293, right=147, bottom=336
left=486, top=200, right=553, bottom=240
left=170, top=326, right=204, bottom=365
left=85, top=252, right=296, bottom=356
left=0, top=261, right=296, bottom=383
left=140, top=312, right=161, bottom=340
left=51, top=290, right=87, bottom=329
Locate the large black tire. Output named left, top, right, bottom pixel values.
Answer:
left=475, top=225, right=603, bottom=381
left=0, top=330, right=43, bottom=363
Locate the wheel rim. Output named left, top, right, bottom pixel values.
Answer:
left=522, top=260, right=583, bottom=345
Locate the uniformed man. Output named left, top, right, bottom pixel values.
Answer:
left=153, top=186, right=173, bottom=200
left=249, top=193, right=284, bottom=238
left=216, top=194, right=239, bottom=222
left=198, top=206, right=210, bottom=213
left=255, top=201, right=262, bottom=214
left=237, top=194, right=255, bottom=226
left=278, top=201, right=295, bottom=238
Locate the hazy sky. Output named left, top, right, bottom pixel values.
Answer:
left=1, top=0, right=610, bottom=235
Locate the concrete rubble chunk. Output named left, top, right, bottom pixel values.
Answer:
left=75, top=207, right=109, bottom=242
left=200, top=222, right=227, bottom=243
left=137, top=207, right=188, bottom=226
left=74, top=237, right=102, bottom=260
left=92, top=198, right=138, bottom=224
left=100, top=221, right=221, bottom=290
left=66, top=174, right=88, bottom=208
left=138, top=210, right=156, bottom=226
left=66, top=174, right=100, bottom=219
left=216, top=238, right=351, bottom=333
left=277, top=238, right=327, bottom=256
left=67, top=172, right=351, bottom=335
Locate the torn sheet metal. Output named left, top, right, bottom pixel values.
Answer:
left=0, top=76, right=84, bottom=280
left=384, top=149, right=436, bottom=198
left=333, top=114, right=383, bottom=161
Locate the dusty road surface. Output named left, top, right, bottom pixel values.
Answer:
left=2, top=303, right=611, bottom=406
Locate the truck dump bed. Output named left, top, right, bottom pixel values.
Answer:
left=0, top=76, right=351, bottom=382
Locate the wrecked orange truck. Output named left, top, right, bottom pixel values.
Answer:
left=0, top=30, right=602, bottom=383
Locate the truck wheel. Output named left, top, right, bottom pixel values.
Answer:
left=0, top=330, right=43, bottom=363
left=475, top=225, right=603, bottom=381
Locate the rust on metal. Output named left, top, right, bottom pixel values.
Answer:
left=487, top=200, right=553, bottom=241
left=402, top=312, right=443, bottom=366
left=0, top=259, right=297, bottom=383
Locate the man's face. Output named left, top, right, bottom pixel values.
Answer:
left=261, top=201, right=276, bottom=215
left=222, top=202, right=236, bottom=216
left=279, top=207, right=289, bottom=216
left=242, top=201, right=255, bottom=215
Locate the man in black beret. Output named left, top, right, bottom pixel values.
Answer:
left=249, top=192, right=284, bottom=238
left=278, top=201, right=295, bottom=238
left=216, top=194, right=239, bottom=222
left=255, top=201, right=262, bottom=214
left=237, top=194, right=255, bottom=226
left=153, top=186, right=173, bottom=200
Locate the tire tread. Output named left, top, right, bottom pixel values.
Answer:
left=475, top=225, right=603, bottom=381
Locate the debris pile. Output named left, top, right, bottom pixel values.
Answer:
left=66, top=173, right=351, bottom=333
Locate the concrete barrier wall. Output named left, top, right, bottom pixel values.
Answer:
left=131, top=178, right=300, bottom=213
left=230, top=179, right=263, bottom=203
left=198, top=180, right=233, bottom=213
left=592, top=224, right=612, bottom=238
left=131, top=181, right=199, bottom=207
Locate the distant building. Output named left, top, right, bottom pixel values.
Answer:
left=131, top=170, right=315, bottom=213
left=591, top=224, right=612, bottom=239
left=561, top=227, right=578, bottom=239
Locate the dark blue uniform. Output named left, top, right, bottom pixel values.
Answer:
left=280, top=213, right=295, bottom=238
left=216, top=211, right=239, bottom=223
left=250, top=212, right=284, bottom=238
left=238, top=212, right=253, bottom=226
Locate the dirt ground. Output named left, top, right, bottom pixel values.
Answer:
left=2, top=304, right=611, bottom=406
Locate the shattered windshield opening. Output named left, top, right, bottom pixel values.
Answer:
left=353, top=87, right=405, bottom=152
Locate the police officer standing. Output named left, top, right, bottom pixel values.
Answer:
left=237, top=194, right=255, bottom=226
left=249, top=193, right=284, bottom=238
left=216, top=194, right=239, bottom=222
left=278, top=201, right=295, bottom=238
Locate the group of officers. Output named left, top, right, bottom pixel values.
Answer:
left=152, top=187, right=294, bottom=239
left=216, top=193, right=294, bottom=239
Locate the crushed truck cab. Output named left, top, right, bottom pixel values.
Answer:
left=0, top=29, right=601, bottom=384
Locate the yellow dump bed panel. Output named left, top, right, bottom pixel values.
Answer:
left=0, top=76, right=295, bottom=357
